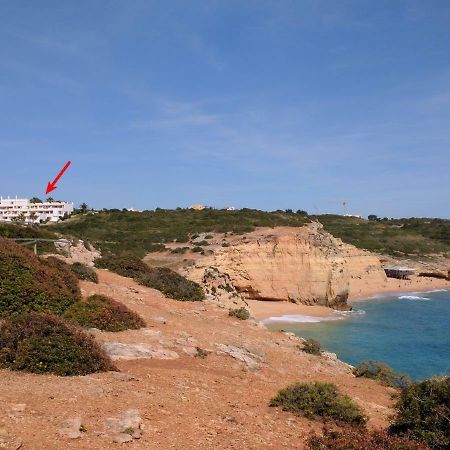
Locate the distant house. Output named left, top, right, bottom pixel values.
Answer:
left=190, top=204, right=206, bottom=211
left=384, top=266, right=415, bottom=279
left=0, top=196, right=74, bottom=224
left=226, top=206, right=236, bottom=211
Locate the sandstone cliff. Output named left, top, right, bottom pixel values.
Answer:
left=186, top=223, right=387, bottom=309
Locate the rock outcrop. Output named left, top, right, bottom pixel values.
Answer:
left=187, top=223, right=386, bottom=309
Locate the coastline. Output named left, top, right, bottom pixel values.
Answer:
left=348, top=275, right=450, bottom=302
left=248, top=276, right=450, bottom=321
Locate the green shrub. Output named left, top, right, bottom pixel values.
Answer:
left=194, top=347, right=210, bottom=358
left=192, top=246, right=203, bottom=253
left=300, top=338, right=323, bottom=355
left=170, top=247, right=189, bottom=254
left=270, top=382, right=367, bottom=425
left=0, top=312, right=115, bottom=376
left=94, top=253, right=149, bottom=278
left=228, top=307, right=250, bottom=320
left=0, top=239, right=80, bottom=318
left=353, top=360, right=410, bottom=389
left=43, top=257, right=81, bottom=300
left=63, top=295, right=145, bottom=331
left=390, top=377, right=450, bottom=449
left=136, top=267, right=205, bottom=301
left=71, top=262, right=99, bottom=283
left=195, top=240, right=209, bottom=246
left=307, top=427, right=429, bottom=450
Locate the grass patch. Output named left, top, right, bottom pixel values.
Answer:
left=228, top=307, right=250, bottom=320
left=0, top=312, right=115, bottom=376
left=390, top=377, right=450, bottom=450
left=0, top=239, right=80, bottom=318
left=71, top=262, right=98, bottom=283
left=353, top=360, right=410, bottom=389
left=270, top=382, right=367, bottom=425
left=63, top=294, right=145, bottom=331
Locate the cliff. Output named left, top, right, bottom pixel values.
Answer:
left=187, top=223, right=387, bottom=309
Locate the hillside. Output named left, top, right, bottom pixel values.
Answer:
left=49, top=209, right=450, bottom=259
left=0, top=268, right=395, bottom=449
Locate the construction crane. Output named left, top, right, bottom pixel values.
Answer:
left=329, top=199, right=349, bottom=216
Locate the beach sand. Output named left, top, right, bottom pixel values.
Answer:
left=248, top=276, right=450, bottom=320
left=349, top=275, right=450, bottom=302
left=248, top=300, right=333, bottom=321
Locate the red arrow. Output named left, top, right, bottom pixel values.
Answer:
left=46, top=161, right=71, bottom=194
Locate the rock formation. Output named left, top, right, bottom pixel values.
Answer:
left=187, top=223, right=387, bottom=309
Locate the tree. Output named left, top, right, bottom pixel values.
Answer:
left=368, top=214, right=378, bottom=221
left=79, top=203, right=89, bottom=213
left=296, top=210, right=308, bottom=216
left=46, top=197, right=55, bottom=203
left=29, top=197, right=42, bottom=204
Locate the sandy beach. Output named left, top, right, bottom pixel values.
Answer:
left=349, top=275, right=450, bottom=302
left=248, top=276, right=450, bottom=320
left=248, top=300, right=333, bottom=321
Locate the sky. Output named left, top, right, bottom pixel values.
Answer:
left=1, top=0, right=449, bottom=218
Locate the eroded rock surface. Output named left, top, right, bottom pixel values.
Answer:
left=102, top=342, right=179, bottom=360
left=188, top=223, right=386, bottom=309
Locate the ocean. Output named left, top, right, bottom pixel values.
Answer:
left=263, top=289, right=450, bottom=380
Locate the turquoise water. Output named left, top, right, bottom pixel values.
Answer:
left=264, top=290, right=450, bottom=380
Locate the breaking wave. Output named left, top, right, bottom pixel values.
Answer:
left=398, top=295, right=430, bottom=301
left=333, top=309, right=366, bottom=316
left=262, top=314, right=342, bottom=325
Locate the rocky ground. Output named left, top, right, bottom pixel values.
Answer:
left=1, top=270, right=395, bottom=450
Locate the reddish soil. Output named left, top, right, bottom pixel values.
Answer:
left=0, top=270, right=395, bottom=449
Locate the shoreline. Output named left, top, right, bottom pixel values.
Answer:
left=348, top=276, right=450, bottom=302
left=248, top=276, right=450, bottom=321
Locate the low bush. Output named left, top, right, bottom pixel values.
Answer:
left=43, top=257, right=81, bottom=300
left=194, top=347, right=210, bottom=358
left=300, top=338, right=323, bottom=355
left=390, top=377, right=450, bottom=449
left=0, top=312, right=115, bottom=376
left=71, top=262, right=99, bottom=283
left=270, top=382, right=367, bottom=425
left=94, top=253, right=149, bottom=278
left=0, top=239, right=80, bottom=318
left=63, top=295, right=145, bottom=331
left=195, top=240, right=209, bottom=246
left=136, top=267, right=205, bottom=301
left=228, top=307, right=250, bottom=320
left=170, top=247, right=189, bottom=254
left=192, top=246, right=203, bottom=253
left=353, top=360, right=410, bottom=389
left=307, top=427, right=429, bottom=450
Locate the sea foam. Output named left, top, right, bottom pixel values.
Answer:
left=262, top=314, right=342, bottom=324
left=398, top=295, right=430, bottom=301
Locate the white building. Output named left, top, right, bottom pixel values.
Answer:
left=0, top=196, right=74, bottom=224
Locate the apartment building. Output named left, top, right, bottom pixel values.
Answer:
left=0, top=197, right=74, bottom=224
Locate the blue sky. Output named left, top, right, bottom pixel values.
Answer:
left=1, top=1, right=449, bottom=217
